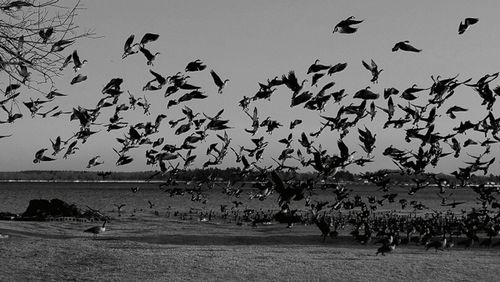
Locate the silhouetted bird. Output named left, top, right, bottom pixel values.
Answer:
left=333, top=16, right=363, bottom=34
left=139, top=46, right=160, bottom=66
left=84, top=220, right=107, bottom=238
left=458, top=18, right=479, bottom=35
left=392, top=41, right=422, bottom=52
left=362, top=59, right=383, bottom=83
left=210, top=70, right=229, bottom=94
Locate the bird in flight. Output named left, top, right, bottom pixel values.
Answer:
left=362, top=59, right=383, bottom=83
left=122, top=34, right=139, bottom=59
left=333, top=16, right=363, bottom=34
left=72, top=50, right=87, bottom=72
left=392, top=41, right=422, bottom=52
left=210, top=70, right=229, bottom=94
left=33, top=148, right=56, bottom=163
left=139, top=47, right=160, bottom=66
left=87, top=156, right=103, bottom=168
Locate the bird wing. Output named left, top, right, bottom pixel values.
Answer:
left=72, top=50, right=81, bottom=66
left=338, top=139, right=349, bottom=160
left=270, top=170, right=286, bottom=194
left=362, top=60, right=372, bottom=71
left=140, top=33, right=160, bottom=45
left=139, top=47, right=153, bottom=60
left=124, top=34, right=135, bottom=51
left=210, top=70, right=223, bottom=87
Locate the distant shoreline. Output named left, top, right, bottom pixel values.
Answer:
left=0, top=179, right=165, bottom=183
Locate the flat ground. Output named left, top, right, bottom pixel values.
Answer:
left=1, top=219, right=499, bottom=281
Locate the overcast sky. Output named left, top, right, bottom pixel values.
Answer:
left=1, top=0, right=500, bottom=174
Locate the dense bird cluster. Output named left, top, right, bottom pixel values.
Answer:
left=1, top=6, right=499, bottom=249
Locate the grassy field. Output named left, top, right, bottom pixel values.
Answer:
left=1, top=219, right=499, bottom=281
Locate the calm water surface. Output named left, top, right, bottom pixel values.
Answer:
left=0, top=182, right=479, bottom=215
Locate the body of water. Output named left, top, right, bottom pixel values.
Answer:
left=0, top=182, right=479, bottom=216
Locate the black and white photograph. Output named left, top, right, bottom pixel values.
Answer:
left=1, top=0, right=500, bottom=281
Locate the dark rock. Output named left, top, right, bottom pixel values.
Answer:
left=20, top=198, right=106, bottom=221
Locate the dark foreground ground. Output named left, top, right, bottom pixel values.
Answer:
left=1, top=219, right=499, bottom=282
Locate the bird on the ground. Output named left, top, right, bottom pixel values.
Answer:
left=84, top=220, right=107, bottom=238
left=114, top=204, right=125, bottom=216
left=426, top=237, right=447, bottom=251
left=312, top=212, right=335, bottom=242
left=376, top=242, right=396, bottom=256
left=148, top=200, right=155, bottom=209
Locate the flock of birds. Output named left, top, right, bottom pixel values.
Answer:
left=1, top=7, right=499, bottom=252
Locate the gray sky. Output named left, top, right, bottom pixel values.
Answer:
left=1, top=0, right=500, bottom=174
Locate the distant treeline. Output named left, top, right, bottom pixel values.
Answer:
left=0, top=168, right=349, bottom=182
left=0, top=169, right=497, bottom=184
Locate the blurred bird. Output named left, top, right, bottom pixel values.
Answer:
left=458, top=18, right=479, bottom=35
left=139, top=46, right=160, bottom=66
left=33, top=148, right=56, bottom=163
left=87, top=156, right=103, bottom=168
left=122, top=34, right=139, bottom=59
left=392, top=41, right=422, bottom=52
left=140, top=33, right=160, bottom=46
left=333, top=16, right=363, bottom=34
left=328, top=63, right=348, bottom=75
left=70, top=74, right=87, bottom=85
left=72, top=50, right=87, bottom=72
left=84, top=220, right=107, bottom=238
left=362, top=59, right=383, bottom=83
left=51, top=39, right=74, bottom=52
left=39, top=27, right=54, bottom=43
left=185, top=59, right=207, bottom=72
left=210, top=70, right=229, bottom=94
left=307, top=59, right=331, bottom=74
